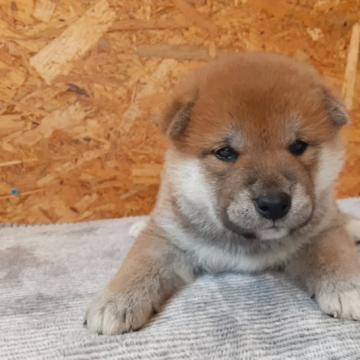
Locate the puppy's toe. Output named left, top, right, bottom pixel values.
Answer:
left=85, top=290, right=153, bottom=335
left=316, top=280, right=360, bottom=320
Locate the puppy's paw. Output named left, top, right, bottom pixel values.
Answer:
left=315, top=279, right=360, bottom=320
left=85, top=289, right=155, bottom=335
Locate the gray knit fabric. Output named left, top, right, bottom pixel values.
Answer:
left=1, top=199, right=360, bottom=360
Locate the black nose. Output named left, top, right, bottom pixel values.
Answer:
left=254, top=192, right=291, bottom=220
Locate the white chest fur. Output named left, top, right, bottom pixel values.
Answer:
left=155, top=209, right=299, bottom=274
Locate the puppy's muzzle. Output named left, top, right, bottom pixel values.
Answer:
left=254, top=192, right=291, bottom=220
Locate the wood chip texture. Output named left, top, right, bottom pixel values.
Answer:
left=0, top=0, right=359, bottom=224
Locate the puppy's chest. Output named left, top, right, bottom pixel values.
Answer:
left=156, top=203, right=301, bottom=274
left=188, top=238, right=292, bottom=274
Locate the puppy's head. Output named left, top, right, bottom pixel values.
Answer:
left=161, top=53, right=348, bottom=241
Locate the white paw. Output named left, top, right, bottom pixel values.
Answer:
left=128, top=219, right=148, bottom=238
left=346, top=217, right=360, bottom=242
left=316, top=279, right=360, bottom=320
left=85, top=289, right=154, bottom=335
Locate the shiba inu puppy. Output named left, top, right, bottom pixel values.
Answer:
left=85, top=53, right=360, bottom=335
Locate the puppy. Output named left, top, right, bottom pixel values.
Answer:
left=85, top=52, right=360, bottom=335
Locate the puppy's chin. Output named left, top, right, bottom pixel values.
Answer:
left=223, top=215, right=290, bottom=241
left=257, top=228, right=289, bottom=241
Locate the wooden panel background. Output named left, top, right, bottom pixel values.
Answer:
left=0, top=0, right=359, bottom=224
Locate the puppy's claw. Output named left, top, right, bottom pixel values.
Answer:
left=316, top=279, right=360, bottom=320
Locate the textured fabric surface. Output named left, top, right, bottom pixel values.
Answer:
left=1, top=199, right=360, bottom=360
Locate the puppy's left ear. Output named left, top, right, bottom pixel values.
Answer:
left=322, top=87, right=349, bottom=126
left=159, top=71, right=200, bottom=140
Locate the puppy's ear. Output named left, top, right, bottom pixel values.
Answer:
left=160, top=73, right=199, bottom=140
left=322, top=87, right=349, bottom=126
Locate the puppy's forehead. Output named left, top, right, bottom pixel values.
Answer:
left=198, top=55, right=319, bottom=115
left=201, top=53, right=319, bottom=94
left=190, top=55, right=326, bottom=140
left=177, top=53, right=342, bottom=152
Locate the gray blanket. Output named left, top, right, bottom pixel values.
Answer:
left=1, top=199, right=360, bottom=360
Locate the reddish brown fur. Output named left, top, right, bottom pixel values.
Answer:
left=85, top=53, right=360, bottom=335
left=161, top=53, right=344, bottom=224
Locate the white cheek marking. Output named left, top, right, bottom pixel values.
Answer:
left=315, top=145, right=344, bottom=197
left=168, top=156, right=221, bottom=226
left=285, top=183, right=313, bottom=229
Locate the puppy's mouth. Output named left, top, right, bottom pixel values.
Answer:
left=223, top=213, right=313, bottom=241
left=225, top=222, right=289, bottom=241
left=257, top=226, right=289, bottom=241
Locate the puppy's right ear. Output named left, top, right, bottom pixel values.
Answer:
left=322, top=87, right=349, bottom=126
left=160, top=74, right=199, bottom=140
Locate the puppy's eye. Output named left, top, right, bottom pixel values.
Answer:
left=288, top=139, right=308, bottom=156
left=214, top=146, right=239, bottom=162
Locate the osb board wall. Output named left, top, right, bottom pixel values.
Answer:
left=0, top=0, right=359, bottom=224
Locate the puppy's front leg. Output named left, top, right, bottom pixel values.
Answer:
left=85, top=222, right=194, bottom=335
left=287, top=226, right=360, bottom=319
